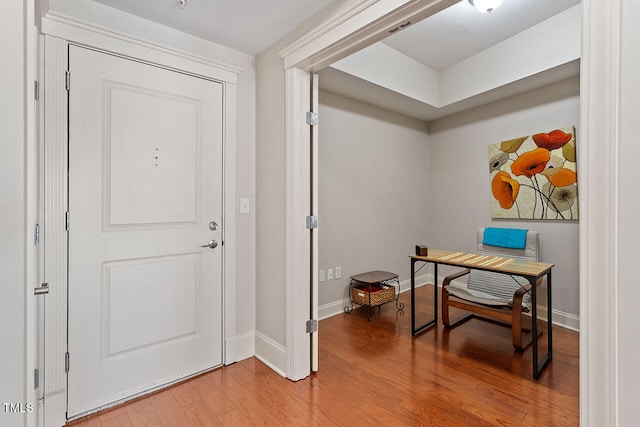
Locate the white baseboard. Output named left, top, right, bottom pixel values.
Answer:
left=318, top=274, right=431, bottom=320
left=319, top=273, right=580, bottom=332
left=254, top=331, right=286, bottom=378
left=227, top=331, right=255, bottom=364
left=536, top=305, right=580, bottom=331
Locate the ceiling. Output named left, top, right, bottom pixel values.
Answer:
left=89, top=0, right=581, bottom=121
left=92, top=0, right=337, bottom=55
left=383, top=0, right=580, bottom=71
left=91, top=0, right=580, bottom=61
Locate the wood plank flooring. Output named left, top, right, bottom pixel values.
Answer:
left=67, top=285, right=579, bottom=426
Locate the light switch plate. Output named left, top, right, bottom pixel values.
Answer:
left=240, top=198, right=250, bottom=214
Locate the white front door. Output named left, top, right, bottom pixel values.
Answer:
left=67, top=46, right=224, bottom=418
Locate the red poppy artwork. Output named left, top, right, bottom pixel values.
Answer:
left=488, top=126, right=578, bottom=220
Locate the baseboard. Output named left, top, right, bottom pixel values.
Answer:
left=254, top=331, right=286, bottom=378
left=227, top=331, right=255, bottom=364
left=535, top=305, right=580, bottom=332
left=318, top=273, right=431, bottom=320
left=44, top=390, right=66, bottom=427
left=319, top=274, right=580, bottom=332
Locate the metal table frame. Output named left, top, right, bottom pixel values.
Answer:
left=410, top=252, right=553, bottom=379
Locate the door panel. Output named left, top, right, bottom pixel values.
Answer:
left=311, top=73, right=319, bottom=372
left=67, top=46, right=223, bottom=418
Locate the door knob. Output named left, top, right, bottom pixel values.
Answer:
left=200, top=240, right=218, bottom=249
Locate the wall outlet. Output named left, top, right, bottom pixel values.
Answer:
left=327, top=268, right=334, bottom=280
left=335, top=266, right=341, bottom=279
left=319, top=270, right=325, bottom=282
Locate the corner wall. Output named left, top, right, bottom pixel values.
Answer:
left=427, top=76, right=580, bottom=327
left=317, top=90, right=430, bottom=316
left=254, top=2, right=351, bottom=373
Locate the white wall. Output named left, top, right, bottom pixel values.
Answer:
left=428, top=76, right=580, bottom=326
left=1, top=0, right=27, bottom=425
left=318, top=90, right=430, bottom=314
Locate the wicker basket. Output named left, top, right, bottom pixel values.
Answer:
left=351, top=284, right=396, bottom=307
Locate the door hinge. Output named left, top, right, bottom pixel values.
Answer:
left=65, top=211, right=70, bottom=231
left=65, top=352, right=70, bottom=373
left=34, top=369, right=39, bottom=389
left=65, top=71, right=70, bottom=91
left=34, top=283, right=49, bottom=296
left=34, top=81, right=39, bottom=100
left=306, top=111, right=318, bottom=126
left=306, top=319, right=318, bottom=333
left=34, top=224, right=39, bottom=245
left=306, top=215, right=318, bottom=230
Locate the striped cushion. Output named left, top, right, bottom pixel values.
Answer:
left=451, top=228, right=540, bottom=310
left=467, top=252, right=534, bottom=309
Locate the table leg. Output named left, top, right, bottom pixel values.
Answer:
left=411, top=258, right=437, bottom=335
left=531, top=271, right=553, bottom=379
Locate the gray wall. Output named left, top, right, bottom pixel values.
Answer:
left=318, top=91, right=430, bottom=309
left=317, top=77, right=580, bottom=325
left=428, top=77, right=580, bottom=322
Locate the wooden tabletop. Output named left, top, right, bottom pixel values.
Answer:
left=410, top=249, right=554, bottom=278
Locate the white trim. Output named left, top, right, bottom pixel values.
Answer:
left=310, top=74, right=319, bottom=373
left=223, top=82, right=238, bottom=365
left=255, top=332, right=287, bottom=378
left=41, top=29, right=240, bottom=422
left=229, top=331, right=256, bottom=363
left=42, top=36, right=69, bottom=427
left=40, top=11, right=240, bottom=84
left=284, top=67, right=312, bottom=380
left=580, top=0, right=621, bottom=425
left=281, top=0, right=459, bottom=71
left=279, top=0, right=378, bottom=61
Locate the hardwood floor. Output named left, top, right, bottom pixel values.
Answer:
left=67, top=285, right=579, bottom=426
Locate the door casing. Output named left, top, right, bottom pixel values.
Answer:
left=39, top=29, right=239, bottom=425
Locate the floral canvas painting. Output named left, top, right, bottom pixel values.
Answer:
left=489, top=126, right=578, bottom=220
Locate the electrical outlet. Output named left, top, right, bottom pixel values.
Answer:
left=319, top=270, right=325, bottom=282
left=327, top=268, right=334, bottom=280
left=335, top=266, right=341, bottom=279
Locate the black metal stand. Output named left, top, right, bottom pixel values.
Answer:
left=344, top=272, right=404, bottom=321
left=531, top=270, right=553, bottom=379
left=410, top=258, right=438, bottom=335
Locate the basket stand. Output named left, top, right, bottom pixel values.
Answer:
left=344, top=271, right=404, bottom=321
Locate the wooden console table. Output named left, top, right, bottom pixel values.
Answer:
left=409, top=249, right=554, bottom=379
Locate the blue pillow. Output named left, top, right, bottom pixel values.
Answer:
left=483, top=227, right=528, bottom=249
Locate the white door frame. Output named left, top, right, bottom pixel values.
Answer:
left=278, top=0, right=460, bottom=383
left=280, top=0, right=617, bottom=424
left=39, top=16, right=239, bottom=425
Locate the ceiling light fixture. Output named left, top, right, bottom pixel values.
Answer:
left=176, top=0, right=189, bottom=9
left=469, top=0, right=504, bottom=14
